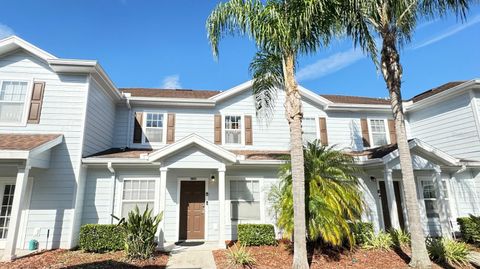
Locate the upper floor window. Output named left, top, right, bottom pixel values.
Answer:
left=370, top=119, right=388, bottom=146
left=0, top=81, right=28, bottom=124
left=144, top=112, right=164, bottom=143
left=302, top=117, right=317, bottom=143
left=225, top=115, right=241, bottom=144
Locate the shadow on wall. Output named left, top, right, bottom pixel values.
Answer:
left=27, top=142, right=75, bottom=249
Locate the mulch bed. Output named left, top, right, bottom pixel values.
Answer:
left=213, top=243, right=474, bottom=269
left=0, top=249, right=169, bottom=269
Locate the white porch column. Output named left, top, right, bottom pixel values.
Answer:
left=158, top=167, right=168, bottom=248
left=218, top=166, right=226, bottom=248
left=384, top=169, right=400, bottom=229
left=4, top=165, right=31, bottom=261
left=434, top=167, right=451, bottom=238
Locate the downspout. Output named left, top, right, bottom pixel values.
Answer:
left=107, top=162, right=116, bottom=224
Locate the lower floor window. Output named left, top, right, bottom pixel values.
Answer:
left=121, top=179, right=155, bottom=218
left=230, top=180, right=260, bottom=220
left=0, top=184, right=14, bottom=239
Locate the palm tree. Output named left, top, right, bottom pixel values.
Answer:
left=338, top=1, right=470, bottom=267
left=269, top=140, right=363, bottom=247
left=206, top=1, right=337, bottom=268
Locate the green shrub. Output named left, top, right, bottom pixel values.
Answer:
left=79, top=224, right=124, bottom=252
left=390, top=229, right=411, bottom=248
left=427, top=238, right=470, bottom=266
left=457, top=215, right=480, bottom=244
left=227, top=243, right=256, bottom=268
left=363, top=232, right=393, bottom=251
left=237, top=224, right=276, bottom=246
left=112, top=205, right=163, bottom=260
left=351, top=222, right=374, bottom=246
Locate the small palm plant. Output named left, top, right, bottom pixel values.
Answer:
left=269, top=140, right=363, bottom=247
left=426, top=237, right=470, bottom=266
left=112, top=205, right=163, bottom=259
left=227, top=243, right=256, bottom=269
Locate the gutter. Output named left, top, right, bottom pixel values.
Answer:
left=127, top=97, right=216, bottom=107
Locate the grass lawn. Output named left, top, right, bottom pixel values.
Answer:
left=0, top=249, right=169, bottom=269
left=213, top=242, right=475, bottom=269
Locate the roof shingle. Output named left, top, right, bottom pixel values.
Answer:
left=320, top=94, right=391, bottom=105
left=410, top=81, right=466, bottom=103
left=0, top=134, right=62, bottom=151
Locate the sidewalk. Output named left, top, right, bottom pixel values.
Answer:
left=166, top=242, right=218, bottom=269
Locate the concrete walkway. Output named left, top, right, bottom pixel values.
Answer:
left=468, top=251, right=480, bottom=267
left=165, top=242, right=218, bottom=269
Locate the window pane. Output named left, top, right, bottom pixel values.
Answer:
left=372, top=133, right=388, bottom=146
left=121, top=202, right=154, bottom=218
left=302, top=117, right=316, bottom=143
left=424, top=200, right=439, bottom=218
left=231, top=201, right=260, bottom=220
left=422, top=181, right=436, bottom=199
left=0, top=103, right=24, bottom=123
left=225, top=116, right=241, bottom=130
left=0, top=184, right=15, bottom=239
left=225, top=130, right=241, bottom=144
left=145, top=128, right=163, bottom=143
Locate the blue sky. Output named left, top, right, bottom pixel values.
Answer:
left=1, top=0, right=479, bottom=99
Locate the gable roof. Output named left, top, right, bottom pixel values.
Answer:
left=0, top=36, right=57, bottom=61
left=121, top=88, right=220, bottom=99
left=148, top=133, right=237, bottom=163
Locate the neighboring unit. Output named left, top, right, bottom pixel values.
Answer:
left=0, top=36, right=478, bottom=260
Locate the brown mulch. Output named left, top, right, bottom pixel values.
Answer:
left=213, top=243, right=474, bottom=269
left=0, top=249, right=169, bottom=269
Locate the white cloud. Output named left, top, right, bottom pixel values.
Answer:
left=0, top=23, right=14, bottom=39
left=412, top=14, right=480, bottom=50
left=296, top=48, right=365, bottom=81
left=161, top=74, right=182, bottom=89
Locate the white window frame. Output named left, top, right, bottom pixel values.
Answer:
left=420, top=179, right=440, bottom=220
left=118, top=178, right=158, bottom=219
left=222, top=114, right=244, bottom=146
left=0, top=78, right=33, bottom=127
left=367, top=118, right=390, bottom=147
left=228, top=178, right=262, bottom=222
left=141, top=111, right=167, bottom=146
left=302, top=116, right=319, bottom=143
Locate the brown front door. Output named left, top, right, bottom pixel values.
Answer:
left=179, top=181, right=205, bottom=240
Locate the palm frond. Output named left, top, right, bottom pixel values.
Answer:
left=249, top=50, right=283, bottom=121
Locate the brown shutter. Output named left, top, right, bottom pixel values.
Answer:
left=214, top=114, right=222, bottom=144
left=244, top=115, right=253, bottom=145
left=167, top=113, right=176, bottom=144
left=133, top=112, right=143, bottom=143
left=319, top=117, right=328, bottom=146
left=360, top=118, right=370, bottom=147
left=27, top=82, right=45, bottom=124
left=388, top=119, right=397, bottom=144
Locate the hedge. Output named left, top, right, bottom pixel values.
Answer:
left=79, top=224, right=125, bottom=252
left=237, top=224, right=276, bottom=246
left=351, top=222, right=374, bottom=246
left=457, top=215, right=480, bottom=244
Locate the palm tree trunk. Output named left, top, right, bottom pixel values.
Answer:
left=381, top=30, right=431, bottom=269
left=283, top=52, right=309, bottom=269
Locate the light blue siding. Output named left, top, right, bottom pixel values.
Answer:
left=0, top=50, right=89, bottom=249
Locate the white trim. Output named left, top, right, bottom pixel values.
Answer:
left=381, top=139, right=459, bottom=166
left=148, top=133, right=237, bottom=163
left=468, top=90, right=480, bottom=144
left=175, top=177, right=208, bottom=241
left=0, top=36, right=57, bottom=60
